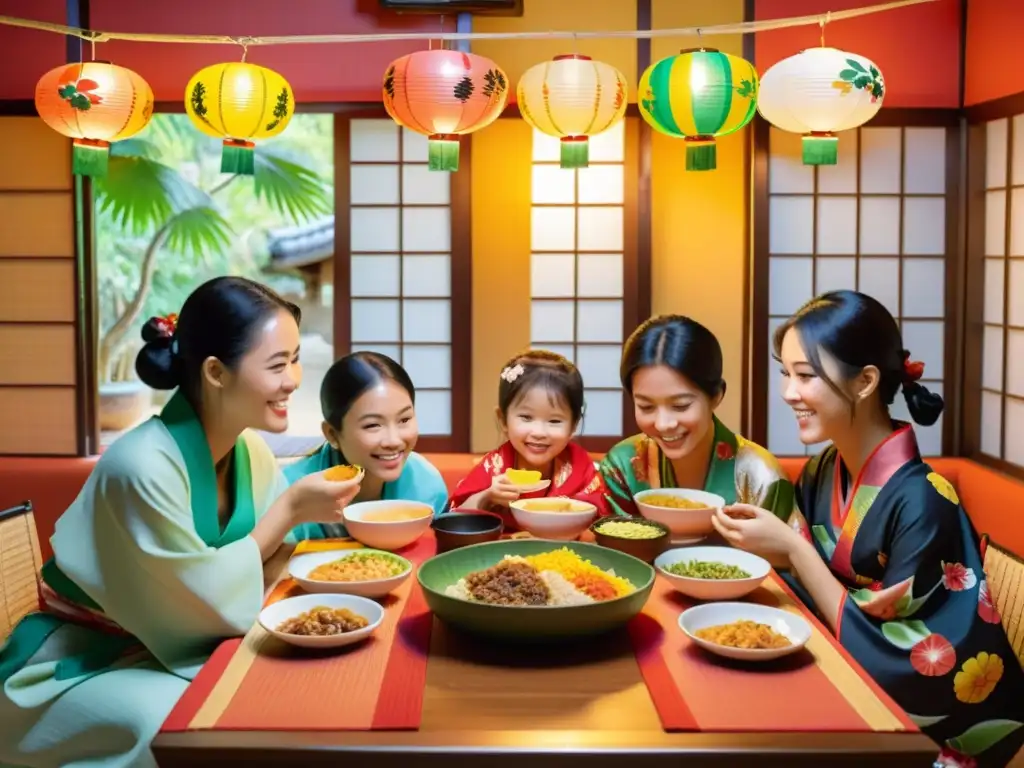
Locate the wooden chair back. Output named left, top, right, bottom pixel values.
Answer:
left=0, top=500, right=43, bottom=642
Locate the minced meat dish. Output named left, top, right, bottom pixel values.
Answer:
left=464, top=560, right=551, bottom=605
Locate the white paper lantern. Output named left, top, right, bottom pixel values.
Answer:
left=756, top=47, right=884, bottom=165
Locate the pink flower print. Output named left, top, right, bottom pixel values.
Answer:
left=910, top=634, right=956, bottom=677
left=942, top=562, right=977, bottom=592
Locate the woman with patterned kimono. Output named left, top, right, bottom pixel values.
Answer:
left=0, top=277, right=360, bottom=768
left=600, top=315, right=795, bottom=524
left=451, top=350, right=609, bottom=531
left=713, top=290, right=1024, bottom=768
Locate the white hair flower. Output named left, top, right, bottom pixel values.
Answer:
left=500, top=363, right=525, bottom=383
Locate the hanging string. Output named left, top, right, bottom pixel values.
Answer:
left=0, top=0, right=934, bottom=48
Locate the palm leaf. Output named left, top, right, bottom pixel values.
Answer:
left=253, top=149, right=331, bottom=223
left=163, top=206, right=233, bottom=257
left=110, top=137, right=163, bottom=161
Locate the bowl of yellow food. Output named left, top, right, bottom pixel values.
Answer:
left=342, top=499, right=434, bottom=551
left=634, top=488, right=724, bottom=539
left=289, top=548, right=413, bottom=598
left=654, top=546, right=770, bottom=601
left=505, top=469, right=551, bottom=494
left=322, top=463, right=365, bottom=489
left=678, top=602, right=811, bottom=662
left=259, top=593, right=384, bottom=649
left=590, top=517, right=670, bottom=563
left=509, top=498, right=597, bottom=540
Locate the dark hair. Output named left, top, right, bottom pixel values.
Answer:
left=498, top=349, right=584, bottom=425
left=135, top=276, right=301, bottom=405
left=620, top=315, right=726, bottom=399
left=320, top=351, right=416, bottom=429
left=772, top=290, right=944, bottom=426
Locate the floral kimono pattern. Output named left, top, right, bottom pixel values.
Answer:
left=786, top=424, right=1024, bottom=767
left=450, top=440, right=609, bottom=531
left=599, top=416, right=796, bottom=521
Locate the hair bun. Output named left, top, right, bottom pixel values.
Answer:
left=135, top=320, right=179, bottom=390
left=903, top=381, right=944, bottom=427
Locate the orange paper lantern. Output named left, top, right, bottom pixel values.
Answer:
left=383, top=50, right=509, bottom=171
left=35, top=61, right=154, bottom=177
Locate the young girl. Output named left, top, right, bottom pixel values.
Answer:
left=713, top=291, right=1024, bottom=768
left=451, top=350, right=609, bottom=530
left=285, top=351, right=449, bottom=540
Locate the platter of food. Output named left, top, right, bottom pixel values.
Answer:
left=678, top=602, right=811, bottom=661
left=654, top=546, right=770, bottom=600
left=417, top=539, right=655, bottom=641
left=289, top=548, right=413, bottom=598
left=258, top=593, right=384, bottom=649
left=634, top=488, right=724, bottom=539
left=508, top=498, right=597, bottom=539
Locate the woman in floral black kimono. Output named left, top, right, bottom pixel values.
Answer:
left=713, top=290, right=1024, bottom=767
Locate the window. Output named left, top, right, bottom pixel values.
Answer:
left=760, top=123, right=953, bottom=457
left=979, top=116, right=1024, bottom=468
left=528, top=120, right=640, bottom=451
left=341, top=118, right=470, bottom=452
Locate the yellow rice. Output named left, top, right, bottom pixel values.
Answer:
left=523, top=547, right=634, bottom=597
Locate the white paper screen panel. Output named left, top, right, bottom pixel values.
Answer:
left=766, top=125, right=949, bottom=457
left=982, top=115, right=1024, bottom=467
left=529, top=121, right=626, bottom=438
left=349, top=119, right=453, bottom=436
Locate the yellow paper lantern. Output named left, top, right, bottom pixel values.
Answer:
left=756, top=47, right=885, bottom=165
left=638, top=48, right=758, bottom=171
left=184, top=62, right=294, bottom=175
left=516, top=54, right=628, bottom=169
left=35, top=61, right=154, bottom=177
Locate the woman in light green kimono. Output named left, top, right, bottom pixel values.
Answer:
left=0, top=277, right=359, bottom=768
left=600, top=315, right=795, bottom=521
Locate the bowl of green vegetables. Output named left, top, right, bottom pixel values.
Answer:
left=654, top=546, right=771, bottom=601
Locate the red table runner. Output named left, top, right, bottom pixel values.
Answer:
left=162, top=535, right=435, bottom=732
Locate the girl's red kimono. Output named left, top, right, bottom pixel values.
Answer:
left=450, top=441, right=611, bottom=531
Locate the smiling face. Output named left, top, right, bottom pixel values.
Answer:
left=631, top=365, right=718, bottom=460
left=499, top=385, right=575, bottom=471
left=328, top=378, right=419, bottom=483
left=209, top=309, right=302, bottom=434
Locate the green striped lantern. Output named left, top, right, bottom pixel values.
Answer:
left=638, top=48, right=759, bottom=171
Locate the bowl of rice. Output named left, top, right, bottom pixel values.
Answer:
left=289, top=548, right=413, bottom=598
left=417, top=539, right=655, bottom=641
left=654, top=546, right=770, bottom=601
left=590, top=517, right=670, bottom=563
left=634, top=488, right=725, bottom=539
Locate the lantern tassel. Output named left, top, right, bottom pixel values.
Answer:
left=684, top=136, right=717, bottom=172
left=428, top=135, right=460, bottom=172
left=72, top=138, right=110, bottom=177
left=221, top=139, right=256, bottom=175
left=802, top=133, right=838, bottom=166
left=560, top=136, right=589, bottom=169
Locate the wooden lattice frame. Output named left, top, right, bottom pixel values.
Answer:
left=0, top=501, right=43, bottom=641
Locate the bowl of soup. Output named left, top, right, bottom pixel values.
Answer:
left=509, top=498, right=597, bottom=540
left=342, top=500, right=434, bottom=551
left=634, top=488, right=725, bottom=538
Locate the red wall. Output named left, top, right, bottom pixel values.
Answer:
left=1, top=0, right=454, bottom=102
left=964, top=0, right=1024, bottom=106
left=754, top=0, right=961, bottom=108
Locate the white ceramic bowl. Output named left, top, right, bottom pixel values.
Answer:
left=288, top=548, right=413, bottom=598
left=678, top=601, right=812, bottom=662
left=634, top=488, right=725, bottom=538
left=513, top=479, right=551, bottom=494
left=342, top=499, right=433, bottom=551
left=509, top=498, right=597, bottom=540
left=258, top=593, right=384, bottom=649
left=655, top=546, right=770, bottom=601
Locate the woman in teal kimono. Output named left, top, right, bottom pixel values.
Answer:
left=285, top=351, right=449, bottom=540
left=713, top=291, right=1024, bottom=767
left=0, top=277, right=360, bottom=768
left=600, top=315, right=795, bottom=523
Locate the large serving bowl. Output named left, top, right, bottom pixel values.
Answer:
left=654, top=546, right=770, bottom=601
left=634, top=488, right=725, bottom=538
left=417, top=539, right=655, bottom=642
left=342, top=499, right=433, bottom=551
left=509, top=498, right=597, bottom=540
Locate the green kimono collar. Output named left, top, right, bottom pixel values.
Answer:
left=659, top=415, right=738, bottom=498
left=159, top=391, right=254, bottom=548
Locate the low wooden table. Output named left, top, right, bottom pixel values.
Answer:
left=151, top=546, right=939, bottom=767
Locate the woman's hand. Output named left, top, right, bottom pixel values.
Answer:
left=711, top=503, right=802, bottom=557
left=287, top=471, right=362, bottom=525
left=488, top=474, right=521, bottom=506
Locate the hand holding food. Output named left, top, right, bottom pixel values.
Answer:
left=711, top=503, right=800, bottom=556
left=488, top=473, right=522, bottom=505
left=287, top=468, right=362, bottom=525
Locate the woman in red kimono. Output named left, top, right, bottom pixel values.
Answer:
left=450, top=349, right=609, bottom=530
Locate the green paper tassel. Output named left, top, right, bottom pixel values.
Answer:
left=685, top=142, right=717, bottom=171
left=72, top=140, right=109, bottom=177
left=560, top=138, right=589, bottom=169
left=428, top=136, right=459, bottom=172
left=221, top=140, right=255, bottom=175
left=802, top=135, right=838, bottom=165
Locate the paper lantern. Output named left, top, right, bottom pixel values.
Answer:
left=184, top=62, right=294, bottom=175
left=35, top=62, right=154, bottom=177
left=757, top=48, right=884, bottom=165
left=516, top=54, right=627, bottom=169
left=383, top=50, right=509, bottom=172
left=638, top=48, right=758, bottom=171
